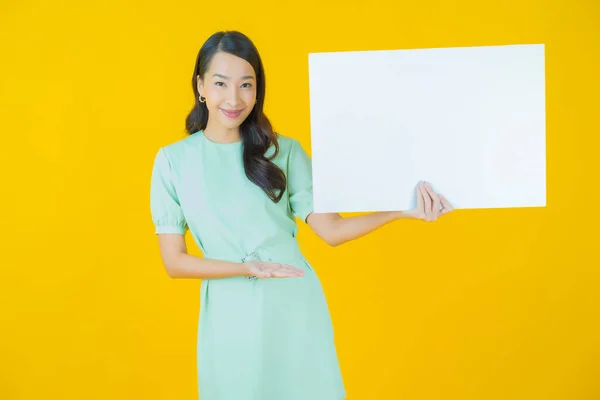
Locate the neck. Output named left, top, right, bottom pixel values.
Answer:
left=203, top=121, right=242, bottom=144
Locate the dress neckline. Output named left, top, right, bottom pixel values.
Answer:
left=198, top=130, right=243, bottom=148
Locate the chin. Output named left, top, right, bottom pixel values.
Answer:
left=219, top=115, right=251, bottom=129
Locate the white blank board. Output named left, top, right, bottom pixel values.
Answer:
left=308, top=44, right=546, bottom=213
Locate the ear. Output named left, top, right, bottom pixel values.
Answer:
left=197, top=75, right=204, bottom=97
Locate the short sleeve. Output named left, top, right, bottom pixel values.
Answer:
left=150, top=148, right=189, bottom=235
left=287, top=139, right=314, bottom=223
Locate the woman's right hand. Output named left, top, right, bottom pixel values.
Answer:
left=244, top=261, right=305, bottom=279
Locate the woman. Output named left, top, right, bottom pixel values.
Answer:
left=150, top=30, right=453, bottom=400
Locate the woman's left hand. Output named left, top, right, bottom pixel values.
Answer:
left=404, top=181, right=454, bottom=222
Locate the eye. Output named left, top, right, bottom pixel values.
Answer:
left=215, top=81, right=225, bottom=87
left=241, top=83, right=253, bottom=88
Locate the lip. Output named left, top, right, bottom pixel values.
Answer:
left=220, top=108, right=244, bottom=118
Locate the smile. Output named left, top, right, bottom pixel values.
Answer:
left=220, top=108, right=244, bottom=118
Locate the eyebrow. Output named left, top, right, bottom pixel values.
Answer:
left=212, top=73, right=255, bottom=80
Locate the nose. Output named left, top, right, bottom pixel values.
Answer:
left=226, top=86, right=242, bottom=108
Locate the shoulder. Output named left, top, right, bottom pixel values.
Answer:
left=153, top=132, right=202, bottom=166
left=273, top=133, right=307, bottom=157
left=274, top=133, right=295, bottom=150
left=160, top=133, right=201, bottom=155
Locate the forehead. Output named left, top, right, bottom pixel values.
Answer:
left=208, top=52, right=255, bottom=78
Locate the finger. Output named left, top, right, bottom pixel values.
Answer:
left=416, top=181, right=424, bottom=212
left=418, top=184, right=428, bottom=220
left=263, top=263, right=301, bottom=274
left=282, top=264, right=305, bottom=277
left=272, top=272, right=303, bottom=279
left=276, top=265, right=304, bottom=277
left=439, top=195, right=454, bottom=215
left=424, top=182, right=441, bottom=217
left=262, top=263, right=304, bottom=278
left=420, top=182, right=432, bottom=219
left=270, top=270, right=303, bottom=278
left=287, top=265, right=305, bottom=276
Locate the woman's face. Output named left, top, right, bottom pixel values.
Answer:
left=197, top=51, right=257, bottom=132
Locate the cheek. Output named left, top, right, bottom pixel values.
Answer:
left=205, top=88, right=223, bottom=109
left=205, top=86, right=219, bottom=101
left=242, top=89, right=256, bottom=105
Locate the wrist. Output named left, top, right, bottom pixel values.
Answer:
left=237, top=262, right=252, bottom=277
left=394, top=210, right=416, bottom=220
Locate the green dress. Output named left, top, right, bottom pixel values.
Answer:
left=150, top=130, right=346, bottom=400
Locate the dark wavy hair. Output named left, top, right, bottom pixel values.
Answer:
left=185, top=31, right=286, bottom=203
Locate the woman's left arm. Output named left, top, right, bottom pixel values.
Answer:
left=306, top=181, right=453, bottom=247
left=306, top=210, right=409, bottom=247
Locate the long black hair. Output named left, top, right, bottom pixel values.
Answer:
left=185, top=31, right=286, bottom=203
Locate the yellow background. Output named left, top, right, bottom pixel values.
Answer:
left=1, top=0, right=599, bottom=399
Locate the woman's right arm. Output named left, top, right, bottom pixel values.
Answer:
left=157, top=234, right=249, bottom=279
left=156, top=234, right=305, bottom=280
